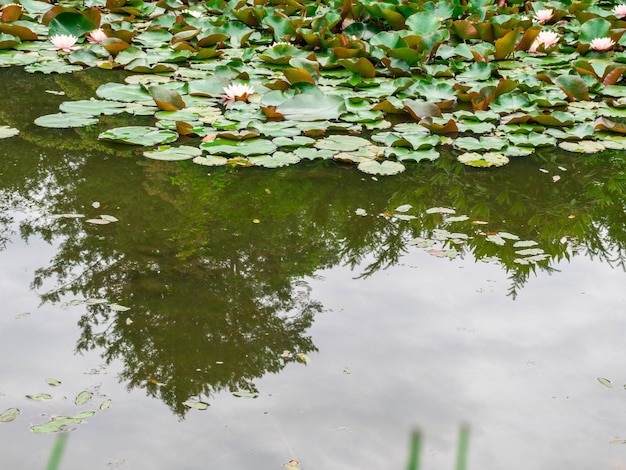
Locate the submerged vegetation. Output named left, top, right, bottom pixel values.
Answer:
left=2, top=0, right=626, bottom=174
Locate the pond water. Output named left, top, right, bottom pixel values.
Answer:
left=1, top=67, right=626, bottom=469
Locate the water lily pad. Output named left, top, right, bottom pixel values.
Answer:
left=46, top=378, right=61, bottom=386
left=193, top=155, right=228, bottom=166
left=454, top=137, right=507, bottom=151
left=201, top=138, right=277, bottom=156
left=144, top=145, right=202, bottom=161
left=59, top=100, right=128, bottom=116
left=357, top=160, right=405, bottom=176
left=96, top=82, right=153, bottom=103
left=248, top=152, right=300, bottom=168
left=559, top=140, right=605, bottom=153
left=183, top=400, right=209, bottom=410
left=457, top=152, right=509, bottom=168
left=314, top=135, right=371, bottom=151
left=273, top=90, right=346, bottom=121
left=34, top=113, right=99, bottom=128
left=99, top=127, right=178, bottom=146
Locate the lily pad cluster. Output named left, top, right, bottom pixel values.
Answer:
left=3, top=0, right=626, bottom=173
left=372, top=204, right=550, bottom=265
left=0, top=378, right=111, bottom=433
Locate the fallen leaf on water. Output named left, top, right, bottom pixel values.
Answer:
left=26, top=393, right=53, bottom=401
left=597, top=377, right=613, bottom=388
left=75, top=390, right=93, bottom=406
left=0, top=407, right=20, bottom=422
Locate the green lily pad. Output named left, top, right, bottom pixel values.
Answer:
left=96, top=82, right=153, bottom=103
left=558, top=140, right=605, bottom=153
left=99, top=127, right=178, bottom=146
left=457, top=152, right=509, bottom=167
left=31, top=416, right=82, bottom=433
left=314, top=135, right=371, bottom=151
left=454, top=136, right=507, bottom=151
left=183, top=400, right=209, bottom=410
left=144, top=145, right=202, bottom=161
left=59, top=100, right=128, bottom=116
left=293, top=147, right=336, bottom=160
left=193, top=155, right=229, bottom=166
left=248, top=152, right=300, bottom=168
left=357, top=160, right=405, bottom=175
left=273, top=90, right=346, bottom=121
left=385, top=147, right=440, bottom=162
left=34, top=113, right=99, bottom=128
left=507, top=132, right=556, bottom=147
left=200, top=138, right=277, bottom=156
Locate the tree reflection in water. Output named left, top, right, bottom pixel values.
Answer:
left=0, top=67, right=625, bottom=415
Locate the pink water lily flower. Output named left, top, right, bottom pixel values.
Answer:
left=529, top=31, right=560, bottom=53
left=49, top=34, right=79, bottom=52
left=590, top=37, right=616, bottom=51
left=87, top=28, right=107, bottom=44
left=222, top=83, right=255, bottom=106
left=533, top=9, right=553, bottom=23
left=612, top=4, right=626, bottom=18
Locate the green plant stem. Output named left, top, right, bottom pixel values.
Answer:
left=47, top=433, right=68, bottom=470
left=407, top=429, right=421, bottom=470
left=456, top=425, right=470, bottom=470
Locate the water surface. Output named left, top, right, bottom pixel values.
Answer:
left=1, top=67, right=625, bottom=469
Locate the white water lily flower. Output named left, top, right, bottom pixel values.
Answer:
left=222, top=83, right=255, bottom=105
left=49, top=34, right=79, bottom=52
left=590, top=37, right=616, bottom=51
left=87, top=28, right=107, bottom=44
left=533, top=9, right=553, bottom=23
left=529, top=31, right=560, bottom=53
left=612, top=4, right=626, bottom=18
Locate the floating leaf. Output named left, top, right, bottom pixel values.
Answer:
left=597, top=377, right=613, bottom=389
left=559, top=141, right=605, bottom=153
left=31, top=416, right=82, bottom=433
left=26, top=393, right=52, bottom=401
left=357, top=160, right=405, bottom=176
left=248, top=152, right=300, bottom=168
left=0, top=126, right=19, bottom=139
left=144, top=145, right=201, bottom=161
left=183, top=400, right=209, bottom=410
left=457, top=152, right=509, bottom=168
left=0, top=408, right=20, bottom=423
left=99, top=127, right=178, bottom=146
left=74, top=390, right=93, bottom=406
left=232, top=391, right=258, bottom=398
left=100, top=399, right=112, bottom=410
left=201, top=138, right=277, bottom=156
left=109, top=303, right=130, bottom=312
left=34, top=113, right=98, bottom=128
left=273, top=90, right=346, bottom=121
left=314, top=135, right=371, bottom=152
left=46, top=378, right=61, bottom=387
